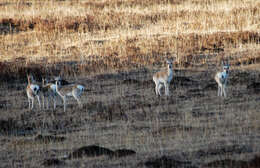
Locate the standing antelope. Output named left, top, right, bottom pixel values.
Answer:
left=153, top=59, right=173, bottom=96
left=55, top=80, right=85, bottom=112
left=41, top=78, right=58, bottom=110
left=26, top=74, right=41, bottom=110
left=215, top=61, right=230, bottom=97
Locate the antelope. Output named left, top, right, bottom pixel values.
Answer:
left=55, top=80, right=85, bottom=112
left=41, top=78, right=58, bottom=110
left=26, top=74, right=41, bottom=110
left=215, top=61, right=230, bottom=97
left=153, top=59, right=173, bottom=96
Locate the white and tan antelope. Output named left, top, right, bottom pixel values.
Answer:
left=153, top=59, right=173, bottom=96
left=55, top=80, right=85, bottom=112
left=215, top=61, right=230, bottom=97
left=26, top=74, right=41, bottom=110
left=41, top=78, right=58, bottom=110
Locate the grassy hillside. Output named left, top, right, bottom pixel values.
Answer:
left=0, top=0, right=260, bottom=79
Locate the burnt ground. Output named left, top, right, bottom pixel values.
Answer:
left=0, top=67, right=260, bottom=168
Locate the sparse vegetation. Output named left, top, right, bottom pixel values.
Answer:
left=0, top=0, right=260, bottom=167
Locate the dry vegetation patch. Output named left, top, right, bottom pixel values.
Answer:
left=0, top=0, right=260, bottom=77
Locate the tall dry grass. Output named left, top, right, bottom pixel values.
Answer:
left=0, top=0, right=260, bottom=79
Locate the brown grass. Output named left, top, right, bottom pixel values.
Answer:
left=0, top=0, right=260, bottom=79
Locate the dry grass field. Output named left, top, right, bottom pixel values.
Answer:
left=0, top=0, right=260, bottom=167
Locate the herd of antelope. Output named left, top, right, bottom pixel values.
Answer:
left=26, top=75, right=85, bottom=112
left=26, top=59, right=230, bottom=112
